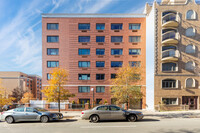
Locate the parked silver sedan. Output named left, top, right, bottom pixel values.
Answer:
left=0, top=107, right=63, bottom=124
left=81, top=105, right=144, bottom=123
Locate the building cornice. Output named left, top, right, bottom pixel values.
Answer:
left=42, top=13, right=146, bottom=18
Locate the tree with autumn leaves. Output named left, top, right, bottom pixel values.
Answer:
left=111, top=64, right=144, bottom=109
left=20, top=92, right=34, bottom=104
left=0, top=79, right=15, bottom=111
left=42, top=68, right=75, bottom=112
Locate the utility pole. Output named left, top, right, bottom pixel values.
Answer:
left=91, top=88, right=94, bottom=107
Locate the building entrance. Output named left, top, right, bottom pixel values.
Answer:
left=182, top=96, right=198, bottom=110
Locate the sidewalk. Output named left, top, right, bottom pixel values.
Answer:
left=61, top=110, right=200, bottom=119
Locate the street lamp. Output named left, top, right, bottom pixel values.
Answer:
left=91, top=88, right=94, bottom=107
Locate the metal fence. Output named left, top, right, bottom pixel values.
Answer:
left=49, top=102, right=66, bottom=109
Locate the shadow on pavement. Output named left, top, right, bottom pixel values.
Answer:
left=11, top=119, right=77, bottom=124
left=137, top=118, right=160, bottom=122
left=96, top=118, right=159, bottom=123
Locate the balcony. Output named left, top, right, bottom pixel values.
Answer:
left=162, top=13, right=179, bottom=28
left=162, top=31, right=179, bottom=45
left=162, top=49, right=180, bottom=62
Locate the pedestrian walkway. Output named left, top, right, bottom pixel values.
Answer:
left=60, top=110, right=200, bottom=119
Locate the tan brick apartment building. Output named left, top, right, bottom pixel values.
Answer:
left=145, top=0, right=200, bottom=110
left=0, top=72, right=42, bottom=100
left=42, top=14, right=146, bottom=109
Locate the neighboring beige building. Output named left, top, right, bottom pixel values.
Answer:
left=0, top=72, right=42, bottom=100
left=146, top=0, right=200, bottom=110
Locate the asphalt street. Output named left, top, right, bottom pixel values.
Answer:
left=0, top=117, right=200, bottom=133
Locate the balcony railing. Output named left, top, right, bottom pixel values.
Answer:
left=162, top=49, right=179, bottom=61
left=162, top=31, right=179, bottom=45
left=162, top=13, right=179, bottom=27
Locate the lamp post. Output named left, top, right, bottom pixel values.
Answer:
left=91, top=88, right=94, bottom=107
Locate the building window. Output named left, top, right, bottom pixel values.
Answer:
left=185, top=27, right=195, bottom=37
left=111, top=36, right=123, bottom=42
left=186, top=78, right=195, bottom=88
left=186, top=10, right=196, bottom=20
left=96, top=36, right=105, bottom=42
left=111, top=74, right=116, bottom=79
left=162, top=46, right=176, bottom=51
left=96, top=49, right=105, bottom=55
left=27, top=83, right=29, bottom=86
left=78, top=61, right=90, bottom=68
left=78, top=74, right=90, bottom=80
left=162, top=79, right=177, bottom=88
left=47, top=73, right=51, bottom=80
left=129, top=49, right=141, bottom=55
left=78, top=36, right=90, bottom=42
left=47, top=48, right=59, bottom=55
left=96, top=99, right=102, bottom=104
left=96, top=74, right=105, bottom=80
left=129, top=61, right=141, bottom=67
left=185, top=61, right=195, bottom=71
left=111, top=23, right=123, bottom=30
left=111, top=49, right=123, bottom=55
left=96, top=86, right=105, bottom=93
left=47, top=61, right=59, bottom=68
left=129, top=36, right=141, bottom=43
left=111, top=61, right=123, bottom=67
left=162, top=98, right=178, bottom=105
left=185, top=44, right=195, bottom=54
left=162, top=63, right=177, bottom=72
left=78, top=23, right=90, bottom=30
left=47, top=36, right=59, bottom=43
left=78, top=86, right=90, bottom=93
left=129, top=23, right=141, bottom=30
left=96, top=61, right=105, bottom=67
left=96, top=23, right=105, bottom=30
left=47, top=23, right=59, bottom=30
left=78, top=49, right=90, bottom=55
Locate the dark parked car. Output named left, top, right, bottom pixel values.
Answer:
left=0, top=107, right=63, bottom=124
left=81, top=105, right=144, bottom=123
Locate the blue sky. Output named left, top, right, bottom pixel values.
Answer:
left=0, top=0, right=154, bottom=76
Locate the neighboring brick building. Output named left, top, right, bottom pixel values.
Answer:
left=145, top=0, right=200, bottom=110
left=42, top=14, right=146, bottom=109
left=0, top=71, right=42, bottom=100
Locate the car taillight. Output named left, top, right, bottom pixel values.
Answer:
left=1, top=112, right=4, bottom=115
left=81, top=111, right=84, bottom=114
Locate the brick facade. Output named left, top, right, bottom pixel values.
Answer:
left=42, top=15, right=146, bottom=109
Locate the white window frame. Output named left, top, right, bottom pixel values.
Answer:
left=185, top=61, right=195, bottom=71
left=161, top=97, right=179, bottom=105
left=161, top=79, right=178, bottom=88
left=186, top=10, right=197, bottom=20
left=185, top=44, right=196, bottom=54
left=185, top=78, right=195, bottom=88
left=185, top=27, right=196, bottom=37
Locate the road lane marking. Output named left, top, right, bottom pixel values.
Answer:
left=80, top=125, right=136, bottom=128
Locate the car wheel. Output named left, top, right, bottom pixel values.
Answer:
left=127, top=115, right=137, bottom=122
left=40, top=116, right=49, bottom=123
left=90, top=115, right=99, bottom=123
left=5, top=116, right=14, bottom=124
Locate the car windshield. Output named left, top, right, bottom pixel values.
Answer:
left=34, top=107, right=48, bottom=112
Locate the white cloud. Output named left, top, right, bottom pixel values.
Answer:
left=50, top=0, right=65, bottom=13
left=84, top=0, right=113, bottom=13
left=126, top=5, right=145, bottom=14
